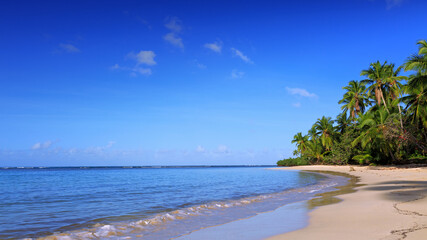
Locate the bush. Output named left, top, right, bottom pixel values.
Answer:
left=323, top=127, right=361, bottom=165
left=277, top=157, right=310, bottom=166
left=408, top=153, right=427, bottom=164
left=352, top=154, right=373, bottom=165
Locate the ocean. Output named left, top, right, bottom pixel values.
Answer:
left=0, top=166, right=347, bottom=239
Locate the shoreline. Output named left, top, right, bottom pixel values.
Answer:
left=268, top=165, right=427, bottom=240
left=174, top=168, right=352, bottom=240
left=14, top=167, right=331, bottom=240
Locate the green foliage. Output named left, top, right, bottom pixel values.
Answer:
left=313, top=116, right=335, bottom=151
left=282, top=40, right=427, bottom=166
left=304, top=138, right=329, bottom=163
left=408, top=153, right=427, bottom=163
left=338, top=80, right=370, bottom=119
left=291, top=132, right=309, bottom=156
left=352, top=154, right=373, bottom=165
left=277, top=157, right=310, bottom=166
left=324, top=126, right=361, bottom=165
left=335, top=112, right=351, bottom=134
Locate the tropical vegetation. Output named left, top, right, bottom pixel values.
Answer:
left=278, top=40, right=427, bottom=166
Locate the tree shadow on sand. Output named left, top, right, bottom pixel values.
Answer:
left=364, top=181, right=427, bottom=202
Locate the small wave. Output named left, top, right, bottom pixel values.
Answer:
left=31, top=193, right=284, bottom=240
left=26, top=174, right=345, bottom=240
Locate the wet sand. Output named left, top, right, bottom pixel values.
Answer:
left=268, top=165, right=427, bottom=240
left=175, top=169, right=357, bottom=240
left=176, top=201, right=308, bottom=240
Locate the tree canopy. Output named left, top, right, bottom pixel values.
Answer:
left=278, top=40, right=427, bottom=166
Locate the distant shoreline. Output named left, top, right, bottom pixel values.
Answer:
left=268, top=165, right=427, bottom=240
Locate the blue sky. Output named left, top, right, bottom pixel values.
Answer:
left=1, top=0, right=426, bottom=166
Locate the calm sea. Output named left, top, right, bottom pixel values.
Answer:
left=0, top=166, right=346, bottom=239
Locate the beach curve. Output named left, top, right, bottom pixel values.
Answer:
left=268, top=165, right=427, bottom=240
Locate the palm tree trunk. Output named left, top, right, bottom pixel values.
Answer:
left=397, top=103, right=404, bottom=130
left=355, top=98, right=360, bottom=116
left=379, top=88, right=390, bottom=114
left=375, top=86, right=381, bottom=105
left=390, top=83, right=397, bottom=100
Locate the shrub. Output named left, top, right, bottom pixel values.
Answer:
left=277, top=157, right=310, bottom=166
left=352, top=154, right=373, bottom=165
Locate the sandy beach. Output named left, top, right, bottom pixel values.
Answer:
left=268, top=165, right=427, bottom=240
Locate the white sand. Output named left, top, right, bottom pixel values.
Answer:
left=267, top=165, right=427, bottom=240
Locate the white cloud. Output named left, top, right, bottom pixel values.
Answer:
left=131, top=50, right=156, bottom=66
left=204, top=41, right=222, bottom=53
left=164, top=17, right=184, bottom=48
left=3, top=145, right=290, bottom=166
left=111, top=64, right=152, bottom=76
left=32, top=141, right=53, bottom=150
left=197, top=63, right=206, bottom=69
left=231, top=69, right=245, bottom=79
left=59, top=43, right=80, bottom=53
left=192, top=60, right=206, bottom=69
left=32, top=143, right=42, bottom=150
left=106, top=141, right=115, bottom=148
left=196, top=145, right=205, bottom=153
left=114, top=51, right=156, bottom=76
left=133, top=67, right=152, bottom=75
left=385, top=0, right=404, bottom=9
left=111, top=64, right=120, bottom=70
left=217, top=144, right=230, bottom=153
left=286, top=87, right=317, bottom=98
left=292, top=102, right=301, bottom=108
left=231, top=48, right=253, bottom=63
left=163, top=33, right=184, bottom=48
left=84, top=141, right=116, bottom=155
left=165, top=17, right=183, bottom=33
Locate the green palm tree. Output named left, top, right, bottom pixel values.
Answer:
left=404, top=40, right=427, bottom=90
left=401, top=84, right=427, bottom=129
left=403, top=39, right=427, bottom=130
left=383, top=63, right=407, bottom=129
left=313, top=116, right=335, bottom=151
left=307, top=126, right=317, bottom=140
left=338, top=80, right=370, bottom=119
left=384, top=64, right=406, bottom=100
left=361, top=61, right=390, bottom=112
left=291, top=132, right=309, bottom=155
left=335, top=112, right=351, bottom=134
left=304, top=139, right=328, bottom=164
left=352, top=109, right=398, bottom=162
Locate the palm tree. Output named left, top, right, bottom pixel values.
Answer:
left=384, top=64, right=406, bottom=100
left=338, top=80, right=370, bottom=119
left=361, top=61, right=390, bottom=112
left=403, top=39, right=427, bottom=131
left=307, top=126, right=317, bottom=140
left=291, top=132, right=309, bottom=155
left=335, top=112, right=351, bottom=134
left=352, top=109, right=398, bottom=162
left=383, top=63, right=407, bottom=129
left=313, top=116, right=335, bottom=151
left=401, top=84, right=427, bottom=129
left=404, top=40, right=427, bottom=90
left=304, top=139, right=328, bottom=164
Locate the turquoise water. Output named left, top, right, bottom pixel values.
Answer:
left=0, top=167, right=344, bottom=239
